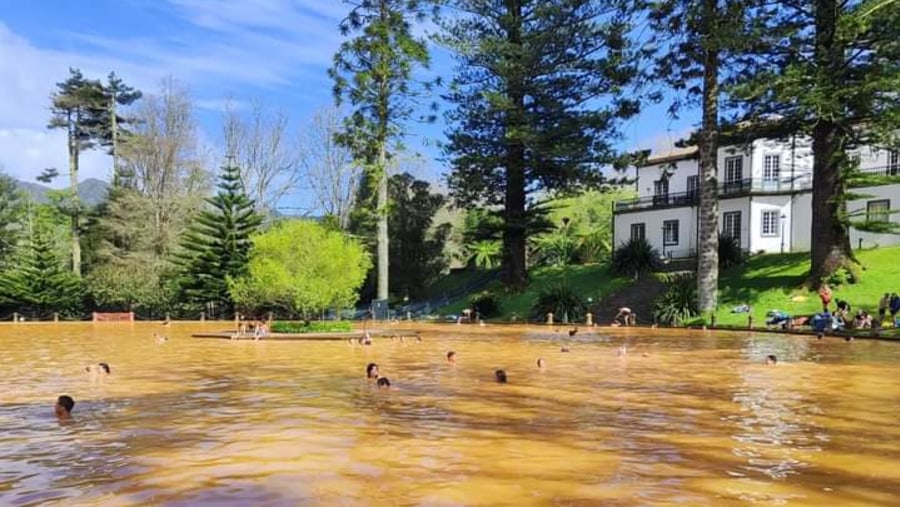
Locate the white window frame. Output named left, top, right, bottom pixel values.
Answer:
left=686, top=175, right=699, bottom=197
left=761, top=209, right=780, bottom=237
left=889, top=149, right=899, bottom=175
left=867, top=199, right=890, bottom=224
left=725, top=156, right=743, bottom=183
left=663, top=220, right=679, bottom=246
left=630, top=223, right=646, bottom=241
left=722, top=211, right=741, bottom=247
left=763, top=154, right=781, bottom=182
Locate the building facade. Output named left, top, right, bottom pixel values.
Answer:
left=613, top=136, right=900, bottom=258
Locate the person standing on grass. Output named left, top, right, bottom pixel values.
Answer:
left=878, top=293, right=890, bottom=321
left=890, top=293, right=900, bottom=325
left=818, top=284, right=833, bottom=312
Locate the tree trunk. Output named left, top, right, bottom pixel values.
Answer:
left=68, top=120, right=81, bottom=277
left=696, top=0, right=720, bottom=314
left=111, top=96, right=119, bottom=186
left=502, top=0, right=527, bottom=290
left=376, top=141, right=389, bottom=301
left=808, top=0, right=856, bottom=286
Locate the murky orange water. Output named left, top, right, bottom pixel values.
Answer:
left=1, top=323, right=899, bottom=506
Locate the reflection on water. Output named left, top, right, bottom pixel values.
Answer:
left=1, top=323, right=899, bottom=506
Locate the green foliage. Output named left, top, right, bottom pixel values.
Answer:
left=441, top=0, right=641, bottom=288
left=228, top=220, right=371, bottom=316
left=718, top=234, right=744, bottom=269
left=0, top=171, right=26, bottom=261
left=0, top=227, right=83, bottom=317
left=270, top=321, right=353, bottom=334
left=468, top=291, right=501, bottom=318
left=177, top=163, right=263, bottom=313
left=531, top=284, right=587, bottom=323
left=84, top=255, right=175, bottom=314
left=611, top=237, right=660, bottom=276
left=469, top=240, right=502, bottom=270
left=653, top=274, right=699, bottom=326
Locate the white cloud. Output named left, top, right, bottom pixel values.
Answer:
left=0, top=0, right=349, bottom=186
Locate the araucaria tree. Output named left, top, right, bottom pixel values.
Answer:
left=47, top=68, right=108, bottom=276
left=178, top=163, right=263, bottom=316
left=441, top=0, right=640, bottom=289
left=646, top=0, right=753, bottom=314
left=729, top=0, right=900, bottom=285
left=329, top=0, right=434, bottom=303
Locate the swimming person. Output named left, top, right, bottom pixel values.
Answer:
left=447, top=351, right=456, bottom=364
left=495, top=369, right=508, bottom=383
left=536, top=358, right=546, bottom=369
left=85, top=362, right=111, bottom=375
left=766, top=354, right=778, bottom=365
left=153, top=333, right=168, bottom=343
left=616, top=345, right=628, bottom=357
left=366, top=363, right=379, bottom=379
left=377, top=377, right=391, bottom=388
left=55, top=395, right=75, bottom=420
left=560, top=346, right=570, bottom=353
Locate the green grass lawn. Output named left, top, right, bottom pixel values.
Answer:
left=713, top=246, right=900, bottom=327
left=435, top=264, right=629, bottom=321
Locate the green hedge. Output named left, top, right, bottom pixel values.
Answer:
left=270, top=321, right=353, bottom=334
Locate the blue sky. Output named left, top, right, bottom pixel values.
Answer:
left=0, top=0, right=695, bottom=212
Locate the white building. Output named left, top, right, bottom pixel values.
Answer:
left=613, top=135, right=900, bottom=258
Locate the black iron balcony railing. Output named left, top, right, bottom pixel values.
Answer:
left=614, top=164, right=900, bottom=212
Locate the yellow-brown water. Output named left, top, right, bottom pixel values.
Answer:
left=2, top=323, right=900, bottom=506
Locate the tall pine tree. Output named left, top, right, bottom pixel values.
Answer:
left=47, top=68, right=108, bottom=276
left=728, top=0, right=900, bottom=285
left=329, top=0, right=435, bottom=304
left=177, top=162, right=262, bottom=315
left=440, top=0, right=640, bottom=289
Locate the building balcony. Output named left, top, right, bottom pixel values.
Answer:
left=614, top=165, right=899, bottom=213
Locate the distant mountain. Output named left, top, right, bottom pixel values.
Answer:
left=14, top=178, right=110, bottom=207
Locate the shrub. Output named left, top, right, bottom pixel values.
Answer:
left=469, top=291, right=501, bottom=318
left=825, top=265, right=859, bottom=287
left=653, top=274, right=699, bottom=326
left=270, top=321, right=353, bottom=333
left=611, top=237, right=659, bottom=276
left=531, top=284, right=587, bottom=323
left=718, top=234, right=744, bottom=269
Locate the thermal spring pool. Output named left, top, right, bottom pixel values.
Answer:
left=1, top=323, right=900, bottom=506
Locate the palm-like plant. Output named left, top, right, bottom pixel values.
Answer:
left=469, top=240, right=502, bottom=270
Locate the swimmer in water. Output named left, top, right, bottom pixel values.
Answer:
left=536, top=358, right=546, bottom=369
left=366, top=363, right=379, bottom=379
left=560, top=346, right=570, bottom=353
left=85, top=362, right=111, bottom=375
left=766, top=354, right=777, bottom=365
left=616, top=345, right=628, bottom=357
left=377, top=377, right=391, bottom=388
left=153, top=332, right=168, bottom=343
left=495, top=369, right=508, bottom=383
left=55, top=395, right=74, bottom=420
left=447, top=351, right=456, bottom=364
left=568, top=327, right=578, bottom=337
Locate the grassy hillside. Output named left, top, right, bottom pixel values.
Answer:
left=436, top=264, right=629, bottom=321
left=713, top=246, right=900, bottom=326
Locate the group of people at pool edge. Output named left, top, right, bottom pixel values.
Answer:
left=765, top=284, right=900, bottom=336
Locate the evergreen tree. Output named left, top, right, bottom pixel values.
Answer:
left=177, top=162, right=263, bottom=315
left=101, top=72, right=142, bottom=187
left=46, top=68, right=108, bottom=276
left=0, top=171, right=26, bottom=262
left=645, top=0, right=755, bottom=314
left=0, top=227, right=83, bottom=318
left=329, top=0, right=435, bottom=303
left=728, top=0, right=900, bottom=284
left=440, top=0, right=640, bottom=289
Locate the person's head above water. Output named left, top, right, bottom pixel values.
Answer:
left=766, top=354, right=777, bottom=365
left=495, top=369, right=508, bottom=383
left=98, top=362, right=110, bottom=374
left=377, top=377, right=391, bottom=388
left=85, top=362, right=111, bottom=374
left=536, top=358, right=546, bottom=368
left=55, top=395, right=74, bottom=419
left=446, top=351, right=456, bottom=363
left=366, top=363, right=379, bottom=378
